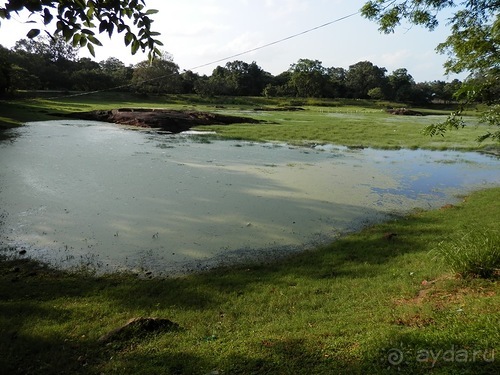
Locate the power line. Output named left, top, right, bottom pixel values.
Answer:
left=43, top=10, right=361, bottom=100
left=186, top=11, right=361, bottom=72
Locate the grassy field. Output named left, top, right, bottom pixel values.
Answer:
left=0, top=92, right=498, bottom=151
left=0, top=93, right=499, bottom=374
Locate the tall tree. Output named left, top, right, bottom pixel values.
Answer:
left=0, top=0, right=162, bottom=59
left=325, top=67, right=347, bottom=98
left=14, top=35, right=79, bottom=62
left=345, top=61, right=387, bottom=99
left=288, top=59, right=328, bottom=97
left=0, top=45, right=11, bottom=96
left=11, top=36, right=78, bottom=89
left=131, top=52, right=181, bottom=94
left=205, top=65, right=234, bottom=96
left=224, top=60, right=270, bottom=96
left=387, top=68, right=415, bottom=102
left=361, top=0, right=500, bottom=141
left=100, top=57, right=132, bottom=88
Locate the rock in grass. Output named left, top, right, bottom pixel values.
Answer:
left=98, top=317, right=180, bottom=343
left=66, top=108, right=262, bottom=133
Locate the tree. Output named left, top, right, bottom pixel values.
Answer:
left=387, top=68, right=415, bottom=102
left=131, top=52, right=181, bottom=94
left=205, top=65, right=234, bottom=96
left=10, top=36, right=84, bottom=89
left=288, top=59, right=328, bottom=97
left=100, top=57, right=132, bottom=88
left=0, top=45, right=11, bottom=96
left=361, top=0, right=500, bottom=141
left=325, top=67, right=347, bottom=98
left=0, top=0, right=162, bottom=59
left=69, top=57, right=111, bottom=90
left=14, top=35, right=78, bottom=62
left=197, top=61, right=271, bottom=96
left=345, top=61, right=387, bottom=98
left=179, top=70, right=199, bottom=94
left=368, top=87, right=384, bottom=100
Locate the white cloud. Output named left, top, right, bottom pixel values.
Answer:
left=380, top=50, right=413, bottom=67
left=264, top=0, right=311, bottom=19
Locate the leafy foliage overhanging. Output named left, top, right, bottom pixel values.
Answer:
left=362, top=0, right=499, bottom=141
left=0, top=0, right=163, bottom=60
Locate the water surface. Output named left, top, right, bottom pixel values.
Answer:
left=1, top=120, right=498, bottom=275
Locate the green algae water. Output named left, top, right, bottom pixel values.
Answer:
left=1, top=120, right=499, bottom=275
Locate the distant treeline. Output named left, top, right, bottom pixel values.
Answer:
left=0, top=35, right=480, bottom=104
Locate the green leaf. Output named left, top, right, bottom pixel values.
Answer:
left=124, top=32, right=134, bottom=46
left=74, top=0, right=86, bottom=9
left=87, top=43, right=95, bottom=57
left=79, top=35, right=87, bottom=47
left=72, top=34, right=81, bottom=48
left=106, top=22, right=114, bottom=38
left=145, top=9, right=159, bottom=15
left=27, top=29, right=41, bottom=39
left=87, top=35, right=102, bottom=46
left=62, top=26, right=73, bottom=40
left=131, top=40, right=140, bottom=55
left=43, top=9, right=53, bottom=25
left=153, top=47, right=162, bottom=56
left=99, top=20, right=108, bottom=33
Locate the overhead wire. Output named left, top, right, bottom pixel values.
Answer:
left=41, top=9, right=361, bottom=100
left=185, top=10, right=361, bottom=72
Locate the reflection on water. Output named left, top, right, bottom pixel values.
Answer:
left=0, top=120, right=499, bottom=275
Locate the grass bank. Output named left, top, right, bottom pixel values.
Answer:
left=1, top=93, right=498, bottom=151
left=1, top=188, right=499, bottom=374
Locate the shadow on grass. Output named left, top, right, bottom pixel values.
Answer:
left=1, top=196, right=498, bottom=374
left=372, top=332, right=499, bottom=375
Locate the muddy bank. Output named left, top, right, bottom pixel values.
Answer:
left=66, top=108, right=262, bottom=133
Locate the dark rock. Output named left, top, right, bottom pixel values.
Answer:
left=98, top=317, right=180, bottom=343
left=65, top=108, right=262, bottom=133
left=386, top=108, right=423, bottom=116
left=383, top=232, right=398, bottom=241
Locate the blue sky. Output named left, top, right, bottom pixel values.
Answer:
left=0, top=0, right=465, bottom=82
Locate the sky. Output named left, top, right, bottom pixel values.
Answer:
left=0, top=0, right=465, bottom=82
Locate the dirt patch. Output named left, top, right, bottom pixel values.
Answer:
left=65, top=108, right=262, bottom=133
left=393, top=277, right=497, bottom=309
left=386, top=108, right=423, bottom=116
left=394, top=314, right=436, bottom=328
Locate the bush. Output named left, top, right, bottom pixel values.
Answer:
left=436, top=229, right=500, bottom=279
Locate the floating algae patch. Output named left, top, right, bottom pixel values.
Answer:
left=0, top=120, right=499, bottom=275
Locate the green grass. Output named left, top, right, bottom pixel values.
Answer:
left=1, top=93, right=498, bottom=151
left=202, top=108, right=495, bottom=151
left=435, top=228, right=500, bottom=279
left=1, top=188, right=499, bottom=374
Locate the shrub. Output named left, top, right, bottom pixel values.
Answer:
left=436, top=229, right=500, bottom=279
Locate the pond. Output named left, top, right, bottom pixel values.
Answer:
left=1, top=120, right=499, bottom=276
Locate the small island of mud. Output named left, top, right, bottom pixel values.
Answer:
left=66, top=108, right=262, bottom=133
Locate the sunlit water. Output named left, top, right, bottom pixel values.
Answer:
left=1, top=120, right=499, bottom=276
